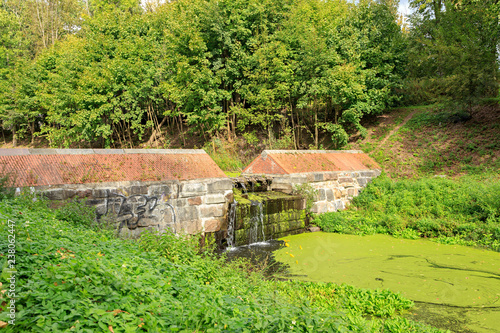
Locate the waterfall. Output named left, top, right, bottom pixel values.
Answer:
left=226, top=200, right=237, bottom=248
left=249, top=200, right=265, bottom=244
left=224, top=186, right=306, bottom=248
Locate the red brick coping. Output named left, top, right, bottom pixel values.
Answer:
left=242, top=150, right=380, bottom=175
left=0, top=149, right=227, bottom=187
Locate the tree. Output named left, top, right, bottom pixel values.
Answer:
left=407, top=0, right=499, bottom=108
left=0, top=4, right=38, bottom=146
left=280, top=0, right=406, bottom=148
left=37, top=9, right=165, bottom=147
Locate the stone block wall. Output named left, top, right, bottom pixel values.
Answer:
left=39, top=178, right=233, bottom=237
left=269, top=170, right=381, bottom=214
left=232, top=193, right=307, bottom=246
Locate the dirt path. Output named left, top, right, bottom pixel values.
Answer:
left=379, top=109, right=419, bottom=146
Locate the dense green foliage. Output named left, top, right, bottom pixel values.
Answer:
left=0, top=0, right=406, bottom=149
left=403, top=0, right=499, bottom=107
left=1, top=0, right=498, bottom=152
left=314, top=175, right=500, bottom=250
left=0, top=196, right=448, bottom=332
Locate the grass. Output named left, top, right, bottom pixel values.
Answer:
left=314, top=175, right=500, bottom=251
left=350, top=103, right=500, bottom=178
left=0, top=195, right=447, bottom=332
left=203, top=137, right=259, bottom=173
left=224, top=171, right=241, bottom=178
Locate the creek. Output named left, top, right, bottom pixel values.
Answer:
left=273, top=232, right=500, bottom=333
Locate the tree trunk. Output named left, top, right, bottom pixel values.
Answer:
left=146, top=116, right=167, bottom=146
left=178, top=115, right=185, bottom=146
left=267, top=110, right=272, bottom=147
left=232, top=93, right=241, bottom=139
left=36, top=3, right=47, bottom=49
left=226, top=100, right=232, bottom=142
left=30, top=122, right=35, bottom=144
left=314, top=109, right=318, bottom=149
left=314, top=98, right=318, bottom=149
left=289, top=101, right=298, bottom=150
left=296, top=110, right=301, bottom=148
left=12, top=124, right=17, bottom=147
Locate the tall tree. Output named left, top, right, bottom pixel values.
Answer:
left=407, top=0, right=499, bottom=108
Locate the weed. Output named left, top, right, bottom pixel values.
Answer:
left=0, top=196, right=446, bottom=332
left=314, top=175, right=500, bottom=250
left=0, top=173, right=16, bottom=200
left=53, top=199, right=96, bottom=229
left=293, top=183, right=318, bottom=213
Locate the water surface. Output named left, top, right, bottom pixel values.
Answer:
left=274, top=233, right=500, bottom=333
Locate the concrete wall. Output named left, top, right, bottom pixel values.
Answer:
left=39, top=178, right=233, bottom=237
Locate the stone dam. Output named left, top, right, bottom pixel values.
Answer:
left=0, top=149, right=380, bottom=247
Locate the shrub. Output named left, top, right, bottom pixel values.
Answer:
left=314, top=175, right=500, bottom=250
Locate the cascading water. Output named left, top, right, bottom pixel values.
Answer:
left=248, top=200, right=265, bottom=244
left=224, top=186, right=306, bottom=248
left=226, top=200, right=237, bottom=248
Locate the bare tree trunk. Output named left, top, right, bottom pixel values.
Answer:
left=12, top=124, right=17, bottom=147
left=267, top=110, right=272, bottom=148
left=178, top=115, right=185, bottom=146
left=226, top=103, right=232, bottom=142
left=232, top=94, right=240, bottom=139
left=53, top=0, right=59, bottom=45
left=36, top=2, right=47, bottom=49
left=296, top=110, right=301, bottom=148
left=314, top=109, right=318, bottom=149
left=314, top=98, right=318, bottom=149
left=114, top=124, right=123, bottom=148
left=146, top=116, right=167, bottom=146
left=120, top=121, right=127, bottom=147
left=83, top=0, right=91, bottom=16
left=127, top=122, right=133, bottom=148
left=200, top=123, right=207, bottom=141
left=30, top=122, right=35, bottom=144
left=289, top=97, right=297, bottom=150
left=231, top=109, right=236, bottom=139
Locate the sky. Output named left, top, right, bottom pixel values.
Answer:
left=398, top=0, right=411, bottom=16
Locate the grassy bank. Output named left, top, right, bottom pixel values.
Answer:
left=0, top=195, right=447, bottom=332
left=350, top=104, right=500, bottom=178
left=314, top=175, right=500, bottom=251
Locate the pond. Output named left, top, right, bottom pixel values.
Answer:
left=273, top=232, right=500, bottom=333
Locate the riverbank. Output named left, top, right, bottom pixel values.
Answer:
left=313, top=174, right=500, bottom=251
left=0, top=195, right=446, bottom=332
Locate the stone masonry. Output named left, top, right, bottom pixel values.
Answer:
left=242, top=150, right=382, bottom=214
left=0, top=149, right=233, bottom=238
left=40, top=179, right=233, bottom=238
left=269, top=170, right=381, bottom=214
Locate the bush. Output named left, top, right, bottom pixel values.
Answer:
left=0, top=173, right=16, bottom=200
left=314, top=175, right=500, bottom=250
left=53, top=199, right=96, bottom=229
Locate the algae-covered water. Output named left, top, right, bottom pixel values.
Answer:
left=274, top=233, right=500, bottom=333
